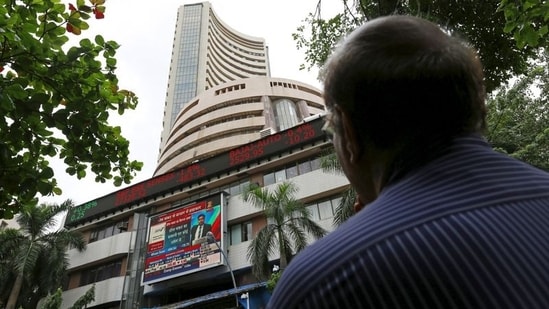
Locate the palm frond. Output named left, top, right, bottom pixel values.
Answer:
left=332, top=188, right=357, bottom=227
left=319, top=148, right=344, bottom=175
left=247, top=225, right=277, bottom=279
left=293, top=216, right=327, bottom=240
left=285, top=221, right=309, bottom=253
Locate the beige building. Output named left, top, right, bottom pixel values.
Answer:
left=156, top=77, right=326, bottom=174
left=55, top=2, right=349, bottom=308
left=160, top=2, right=270, bottom=152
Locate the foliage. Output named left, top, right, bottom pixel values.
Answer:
left=0, top=0, right=143, bottom=219
left=242, top=182, right=327, bottom=279
left=0, top=199, right=86, bottom=309
left=294, top=0, right=540, bottom=92
left=266, top=271, right=281, bottom=293
left=39, top=288, right=62, bottom=309
left=40, top=284, right=94, bottom=309
left=68, top=284, right=95, bottom=309
left=498, top=0, right=549, bottom=48
left=318, top=149, right=356, bottom=226
left=486, top=51, right=549, bottom=171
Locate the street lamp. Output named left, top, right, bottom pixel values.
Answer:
left=206, top=231, right=239, bottom=308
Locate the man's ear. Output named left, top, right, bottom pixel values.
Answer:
left=340, top=111, right=361, bottom=164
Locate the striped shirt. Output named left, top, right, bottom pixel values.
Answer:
left=267, top=134, right=549, bottom=309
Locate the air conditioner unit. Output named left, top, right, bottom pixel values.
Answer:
left=259, top=128, right=273, bottom=138
left=303, top=114, right=322, bottom=122
left=117, top=221, right=129, bottom=231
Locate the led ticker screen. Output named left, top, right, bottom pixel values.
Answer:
left=143, top=194, right=225, bottom=285
left=64, top=117, right=326, bottom=227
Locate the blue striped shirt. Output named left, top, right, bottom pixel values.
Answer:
left=267, top=135, right=549, bottom=308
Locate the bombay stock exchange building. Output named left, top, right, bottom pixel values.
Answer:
left=56, top=2, right=349, bottom=309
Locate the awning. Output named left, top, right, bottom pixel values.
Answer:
left=149, top=282, right=266, bottom=309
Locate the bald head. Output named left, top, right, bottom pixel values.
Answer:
left=323, top=15, right=486, bottom=150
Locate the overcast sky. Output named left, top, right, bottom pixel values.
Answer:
left=41, top=0, right=342, bottom=208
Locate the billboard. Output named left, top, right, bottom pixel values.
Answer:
left=143, top=194, right=225, bottom=285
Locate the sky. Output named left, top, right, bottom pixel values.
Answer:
left=41, top=0, right=343, bottom=209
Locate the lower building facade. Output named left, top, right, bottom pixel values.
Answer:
left=58, top=115, right=349, bottom=309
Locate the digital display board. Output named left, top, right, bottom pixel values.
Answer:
left=142, top=194, right=225, bottom=285
left=64, top=116, right=326, bottom=227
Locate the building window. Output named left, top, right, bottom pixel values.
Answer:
left=88, top=218, right=129, bottom=243
left=228, top=180, right=250, bottom=196
left=229, top=221, right=252, bottom=245
left=79, top=259, right=122, bottom=286
left=262, top=157, right=323, bottom=186
left=306, top=196, right=342, bottom=221
left=274, top=98, right=299, bottom=131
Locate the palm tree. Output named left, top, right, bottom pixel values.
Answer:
left=0, top=199, right=86, bottom=309
left=242, top=181, right=327, bottom=279
left=319, top=149, right=357, bottom=226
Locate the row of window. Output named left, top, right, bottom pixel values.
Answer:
left=227, top=195, right=341, bottom=245
left=306, top=196, right=342, bottom=221
left=89, top=218, right=129, bottom=243
left=79, top=259, right=123, bottom=287
left=263, top=157, right=322, bottom=186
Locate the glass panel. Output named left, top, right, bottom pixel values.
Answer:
left=263, top=172, right=275, bottom=186
left=331, top=197, right=343, bottom=212
left=310, top=157, right=321, bottom=171
left=298, top=161, right=312, bottom=174
left=229, top=183, right=239, bottom=195
left=230, top=224, right=242, bottom=245
left=318, top=200, right=334, bottom=220
left=275, top=170, right=286, bottom=183
left=97, top=228, right=106, bottom=241
left=306, top=204, right=320, bottom=221
left=242, top=222, right=252, bottom=242
left=274, top=99, right=299, bottom=130
left=286, top=165, right=298, bottom=179
left=238, top=181, right=250, bottom=195
left=104, top=225, right=114, bottom=237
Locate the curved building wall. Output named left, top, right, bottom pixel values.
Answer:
left=155, top=76, right=325, bottom=175
left=160, top=2, right=270, bottom=152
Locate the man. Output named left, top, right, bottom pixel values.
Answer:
left=190, top=213, right=211, bottom=243
left=268, top=15, right=549, bottom=308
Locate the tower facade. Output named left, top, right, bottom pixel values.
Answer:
left=155, top=77, right=325, bottom=175
left=160, top=2, right=270, bottom=152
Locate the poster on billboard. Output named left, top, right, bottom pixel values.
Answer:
left=142, top=194, right=224, bottom=285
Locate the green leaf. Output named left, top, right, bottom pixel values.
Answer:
left=520, top=24, right=540, bottom=47
left=95, top=34, right=105, bottom=45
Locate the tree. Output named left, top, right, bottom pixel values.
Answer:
left=318, top=149, right=355, bottom=226
left=498, top=0, right=549, bottom=49
left=0, top=199, right=86, bottom=309
left=40, top=285, right=95, bottom=309
left=294, top=0, right=540, bottom=92
left=298, top=0, right=549, bottom=226
left=486, top=50, right=549, bottom=171
left=0, top=0, right=143, bottom=219
left=68, top=284, right=95, bottom=309
left=242, top=182, right=327, bottom=279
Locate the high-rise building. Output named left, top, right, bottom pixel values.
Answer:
left=156, top=76, right=326, bottom=174
left=55, top=2, right=348, bottom=309
left=160, top=2, right=270, bottom=152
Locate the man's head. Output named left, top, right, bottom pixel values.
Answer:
left=322, top=15, right=486, bottom=200
left=197, top=214, right=205, bottom=225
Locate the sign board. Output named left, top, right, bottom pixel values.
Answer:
left=142, top=194, right=225, bottom=284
